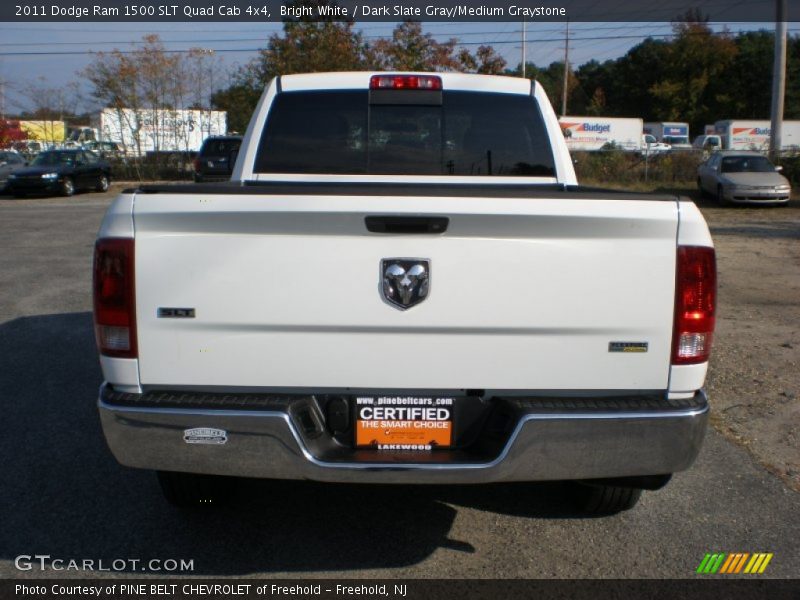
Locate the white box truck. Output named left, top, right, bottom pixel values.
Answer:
left=644, top=122, right=691, bottom=147
left=713, top=120, right=800, bottom=152
left=69, top=108, right=227, bottom=156
left=558, top=117, right=643, bottom=152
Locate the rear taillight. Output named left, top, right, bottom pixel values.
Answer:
left=93, top=238, right=136, bottom=358
left=672, top=246, right=716, bottom=365
left=193, top=158, right=201, bottom=172
left=369, top=75, right=442, bottom=90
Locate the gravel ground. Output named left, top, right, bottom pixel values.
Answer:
left=696, top=197, right=800, bottom=492
left=0, top=185, right=797, bottom=580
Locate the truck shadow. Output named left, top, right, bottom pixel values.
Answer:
left=0, top=312, right=590, bottom=577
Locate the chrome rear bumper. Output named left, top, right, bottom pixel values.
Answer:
left=98, top=385, right=708, bottom=484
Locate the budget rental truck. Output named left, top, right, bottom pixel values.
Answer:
left=558, top=116, right=643, bottom=151
left=94, top=73, right=716, bottom=514
left=713, top=120, right=800, bottom=152
left=644, top=122, right=691, bottom=148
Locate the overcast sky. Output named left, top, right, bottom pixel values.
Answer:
left=0, top=21, right=789, bottom=116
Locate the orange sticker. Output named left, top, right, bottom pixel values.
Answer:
left=356, top=419, right=452, bottom=449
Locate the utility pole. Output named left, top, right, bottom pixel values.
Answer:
left=561, top=20, right=570, bottom=116
left=521, top=17, right=526, bottom=78
left=769, top=0, right=787, bottom=158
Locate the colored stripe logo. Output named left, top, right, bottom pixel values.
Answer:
left=697, top=553, right=773, bottom=574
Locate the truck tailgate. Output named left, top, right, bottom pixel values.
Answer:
left=132, top=191, right=678, bottom=391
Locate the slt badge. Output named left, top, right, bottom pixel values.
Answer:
left=381, top=259, right=430, bottom=310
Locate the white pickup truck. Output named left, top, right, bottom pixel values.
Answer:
left=94, top=72, right=716, bottom=514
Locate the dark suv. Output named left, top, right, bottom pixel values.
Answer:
left=193, top=136, right=242, bottom=183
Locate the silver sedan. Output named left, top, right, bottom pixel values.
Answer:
left=697, top=151, right=791, bottom=205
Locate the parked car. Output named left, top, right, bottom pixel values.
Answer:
left=697, top=150, right=791, bottom=205
left=641, top=134, right=671, bottom=156
left=692, top=135, right=721, bottom=152
left=12, top=140, right=43, bottom=161
left=7, top=149, right=110, bottom=198
left=193, top=135, right=242, bottom=182
left=84, top=141, right=125, bottom=161
left=0, top=150, right=28, bottom=193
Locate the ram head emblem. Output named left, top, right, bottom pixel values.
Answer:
left=381, top=259, right=430, bottom=310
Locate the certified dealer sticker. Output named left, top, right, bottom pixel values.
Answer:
left=183, top=428, right=228, bottom=445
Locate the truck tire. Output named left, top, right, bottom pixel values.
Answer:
left=572, top=482, right=642, bottom=515
left=156, top=471, right=235, bottom=508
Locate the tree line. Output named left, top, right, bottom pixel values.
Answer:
left=4, top=2, right=799, bottom=145
left=211, top=7, right=800, bottom=136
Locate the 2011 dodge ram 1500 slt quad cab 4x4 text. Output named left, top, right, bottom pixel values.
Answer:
left=94, top=72, right=716, bottom=514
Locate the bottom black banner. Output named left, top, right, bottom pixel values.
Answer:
left=2, top=579, right=799, bottom=600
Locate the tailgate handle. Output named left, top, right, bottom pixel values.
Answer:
left=365, top=216, right=449, bottom=234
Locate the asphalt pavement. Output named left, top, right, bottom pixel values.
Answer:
left=0, top=191, right=798, bottom=579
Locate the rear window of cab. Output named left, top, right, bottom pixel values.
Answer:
left=254, top=90, right=556, bottom=177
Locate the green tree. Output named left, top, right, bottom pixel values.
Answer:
left=504, top=61, right=561, bottom=108
left=648, top=15, right=737, bottom=132
left=788, top=35, right=800, bottom=120
left=210, top=81, right=262, bottom=135
left=253, top=0, right=368, bottom=80
left=211, top=0, right=368, bottom=133
left=609, top=38, right=671, bottom=119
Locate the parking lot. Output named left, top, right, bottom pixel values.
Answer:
left=0, top=187, right=798, bottom=579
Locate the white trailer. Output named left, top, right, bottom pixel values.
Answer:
left=86, top=108, right=227, bottom=156
left=558, top=116, right=643, bottom=152
left=713, top=120, right=800, bottom=152
left=643, top=122, right=691, bottom=147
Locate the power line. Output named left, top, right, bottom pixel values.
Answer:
left=0, top=27, right=795, bottom=57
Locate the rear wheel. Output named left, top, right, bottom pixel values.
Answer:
left=572, top=482, right=643, bottom=515
left=156, top=471, right=236, bottom=508
left=60, top=177, right=75, bottom=197
left=95, top=174, right=109, bottom=192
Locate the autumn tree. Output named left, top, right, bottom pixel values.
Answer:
left=13, top=78, right=81, bottom=143
left=182, top=48, right=224, bottom=141
left=83, top=34, right=222, bottom=158
left=0, top=120, right=26, bottom=147
left=369, top=21, right=461, bottom=71
left=587, top=88, right=607, bottom=116
left=458, top=45, right=507, bottom=75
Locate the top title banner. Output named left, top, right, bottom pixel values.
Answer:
left=3, top=0, right=796, bottom=22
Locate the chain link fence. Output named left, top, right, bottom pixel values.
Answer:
left=572, top=147, right=799, bottom=189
